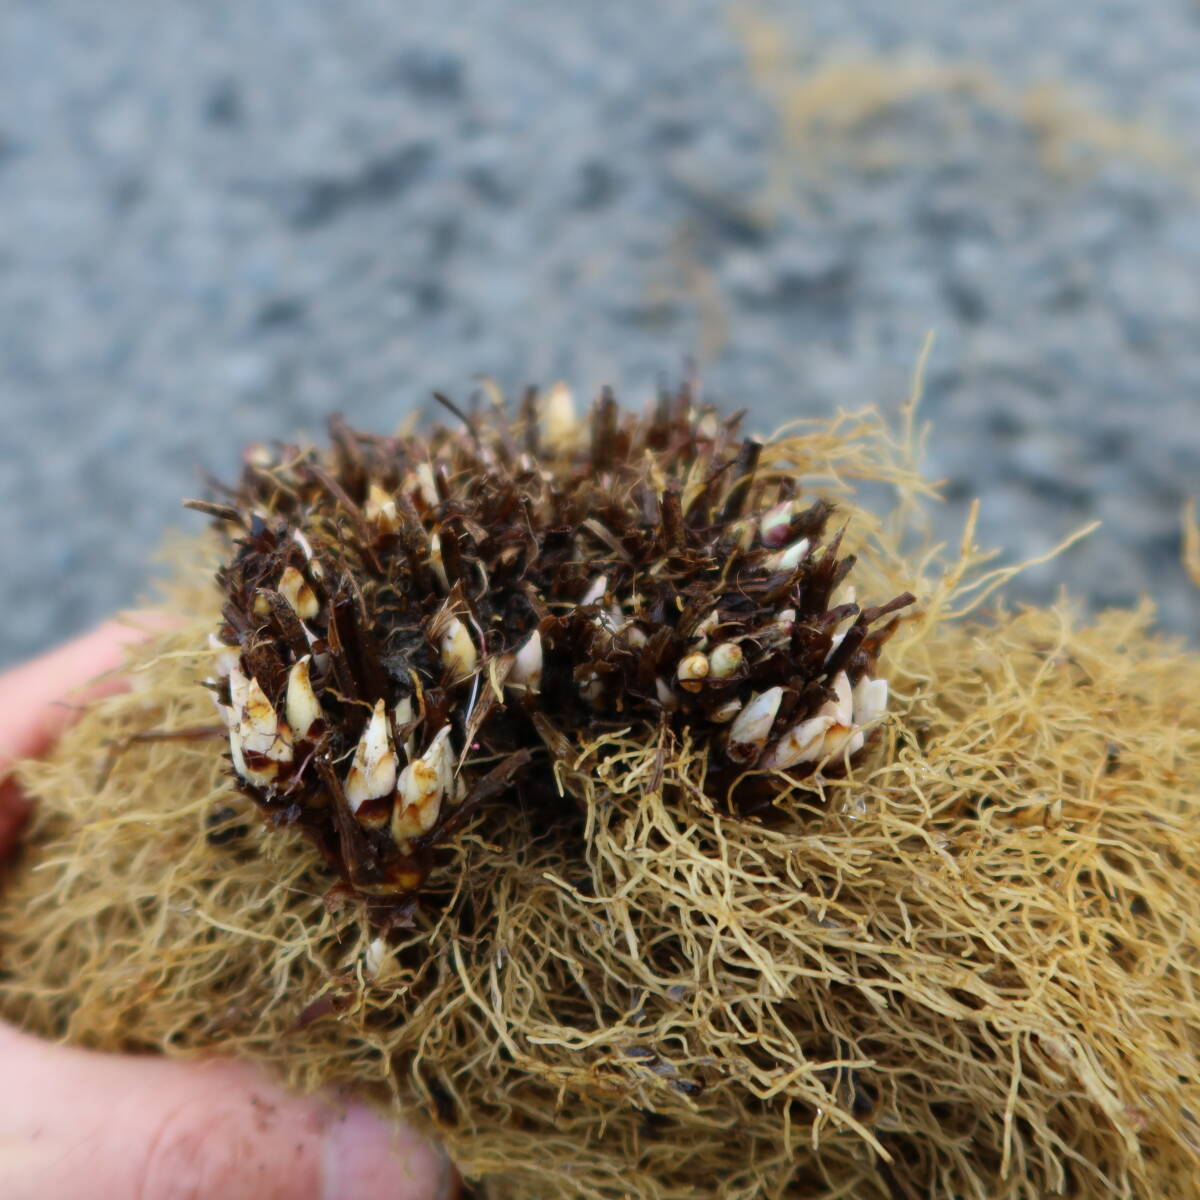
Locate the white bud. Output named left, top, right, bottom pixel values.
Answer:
left=285, top=655, right=323, bottom=740
left=579, top=670, right=604, bottom=706
left=762, top=607, right=796, bottom=647
left=830, top=585, right=859, bottom=639
left=843, top=728, right=866, bottom=757
left=429, top=533, right=450, bottom=592
left=581, top=575, right=608, bottom=606
left=229, top=665, right=250, bottom=714
left=509, top=629, right=543, bottom=694
left=415, top=461, right=440, bottom=509
left=676, top=652, right=710, bottom=692
left=709, top=698, right=743, bottom=723
left=394, top=695, right=416, bottom=756
left=708, top=642, right=744, bottom=679
left=239, top=674, right=293, bottom=763
left=542, top=381, right=578, bottom=450
left=393, top=725, right=453, bottom=842
left=279, top=565, right=320, bottom=620
left=758, top=500, right=796, bottom=548
left=624, top=624, right=648, bottom=649
left=727, top=687, right=782, bottom=761
left=852, top=677, right=888, bottom=728
left=832, top=583, right=857, bottom=610
left=767, top=538, right=811, bottom=572
left=823, top=630, right=846, bottom=664
left=655, top=677, right=678, bottom=710
left=228, top=725, right=263, bottom=784
left=727, top=518, right=756, bottom=551
left=822, top=671, right=854, bottom=728
left=364, top=482, right=399, bottom=532
left=207, top=633, right=240, bottom=679
left=691, top=610, right=720, bottom=647
left=440, top=616, right=477, bottom=682
left=345, top=700, right=398, bottom=816
left=819, top=724, right=860, bottom=760
left=762, top=714, right=835, bottom=770
left=428, top=724, right=455, bottom=786
left=825, top=677, right=882, bottom=761
left=771, top=672, right=860, bottom=769
left=228, top=725, right=280, bottom=786
left=364, top=936, right=388, bottom=980
left=592, top=607, right=618, bottom=634
left=292, top=531, right=323, bottom=579
left=292, top=529, right=314, bottom=559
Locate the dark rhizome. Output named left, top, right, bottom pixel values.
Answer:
left=200, top=385, right=912, bottom=916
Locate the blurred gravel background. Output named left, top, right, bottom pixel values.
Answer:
left=3, top=0, right=1199, bottom=667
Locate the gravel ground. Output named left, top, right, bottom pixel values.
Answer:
left=3, top=0, right=1199, bottom=667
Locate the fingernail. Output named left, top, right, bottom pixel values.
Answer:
left=323, top=1102, right=455, bottom=1200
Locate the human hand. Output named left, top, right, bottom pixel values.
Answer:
left=0, top=622, right=457, bottom=1200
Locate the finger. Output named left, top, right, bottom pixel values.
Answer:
left=0, top=619, right=167, bottom=859
left=0, top=619, right=166, bottom=767
left=0, top=1023, right=457, bottom=1200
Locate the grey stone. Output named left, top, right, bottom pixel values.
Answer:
left=3, top=0, right=1200, bottom=669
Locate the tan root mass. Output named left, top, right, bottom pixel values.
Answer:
left=1, top=401, right=1198, bottom=1199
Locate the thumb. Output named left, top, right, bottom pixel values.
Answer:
left=0, top=618, right=169, bottom=859
left=0, top=1023, right=456, bottom=1200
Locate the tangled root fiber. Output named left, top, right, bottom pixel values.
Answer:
left=1, top=403, right=1198, bottom=1199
